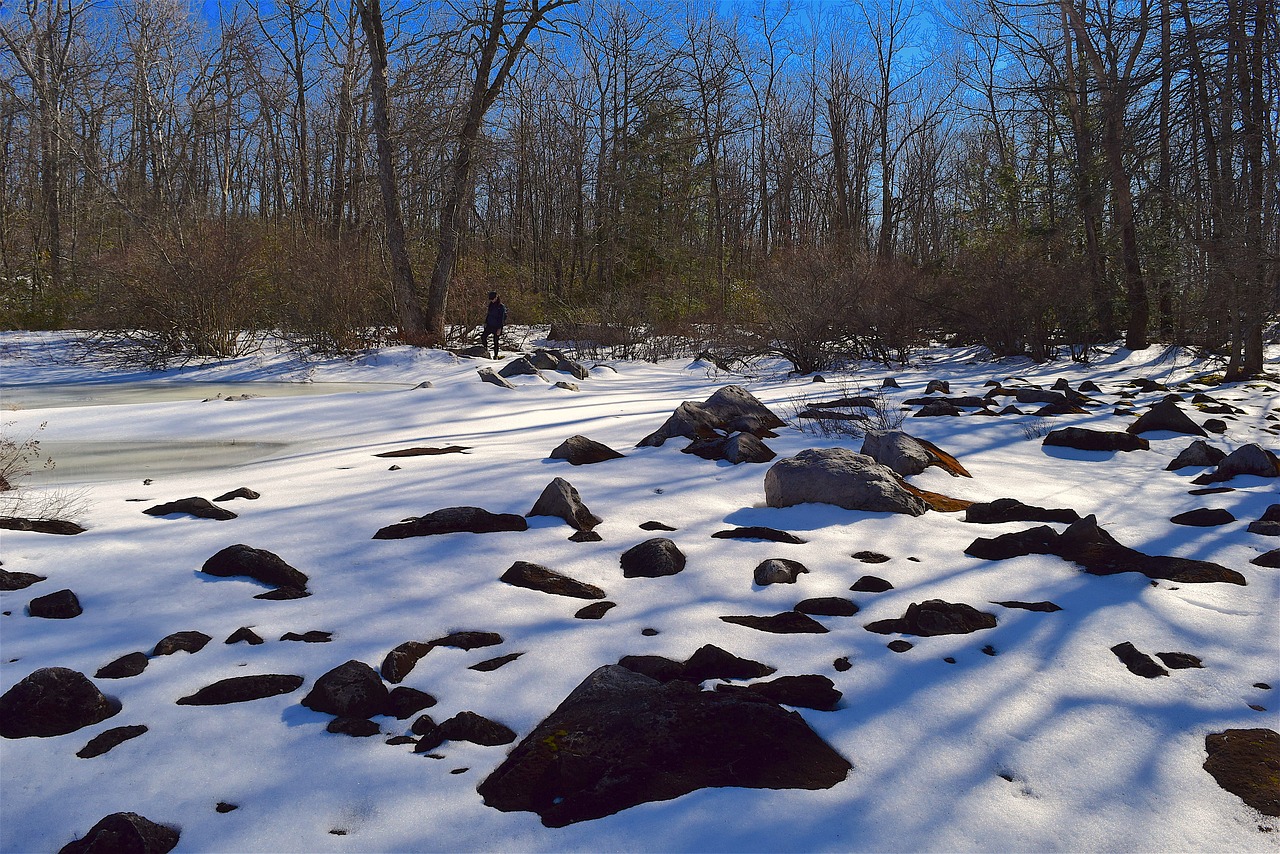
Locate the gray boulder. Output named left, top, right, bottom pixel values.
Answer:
left=764, top=448, right=928, bottom=515
left=498, top=357, right=544, bottom=379
left=0, top=667, right=120, bottom=738
left=682, top=432, right=776, bottom=464
left=1166, top=440, right=1226, bottom=470
left=753, top=558, right=808, bottom=586
left=526, top=478, right=601, bottom=532
left=477, top=665, right=851, bottom=827
left=860, top=431, right=970, bottom=477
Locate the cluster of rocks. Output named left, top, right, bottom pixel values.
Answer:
left=477, top=348, right=591, bottom=390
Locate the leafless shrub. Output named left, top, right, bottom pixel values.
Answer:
left=0, top=421, right=88, bottom=523
left=788, top=383, right=905, bottom=439
left=1, top=421, right=53, bottom=492
left=1021, top=418, right=1052, bottom=440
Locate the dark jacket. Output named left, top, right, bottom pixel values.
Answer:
left=484, top=300, right=507, bottom=331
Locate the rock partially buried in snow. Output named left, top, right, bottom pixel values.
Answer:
left=77, top=724, right=148, bottom=759
left=1166, top=440, right=1226, bottom=470
left=753, top=558, right=808, bottom=585
left=681, top=432, right=776, bottom=464
left=1110, top=641, right=1168, bottom=678
left=863, top=600, right=997, bottom=637
left=500, top=561, right=606, bottom=599
left=0, top=667, right=120, bottom=738
left=711, top=526, right=806, bottom=544
left=764, top=448, right=928, bottom=516
left=27, top=588, right=81, bottom=619
left=1202, top=728, right=1280, bottom=817
left=549, top=435, right=624, bottom=465
left=1126, top=399, right=1208, bottom=436
left=964, top=498, right=1079, bottom=524
left=58, top=812, right=179, bottom=854
left=301, top=660, right=388, bottom=719
left=1192, top=443, right=1280, bottom=484
left=637, top=386, right=785, bottom=447
left=143, top=497, right=237, bottom=520
left=620, top=538, right=686, bottom=578
left=201, top=544, right=309, bottom=593
left=476, top=665, right=851, bottom=827
left=477, top=367, right=516, bottom=389
left=526, top=478, right=602, bottom=532
left=1043, top=428, right=1149, bottom=452
left=0, top=568, right=46, bottom=590
left=373, top=506, right=528, bottom=539
left=720, top=611, right=829, bottom=634
left=177, top=674, right=304, bottom=705
left=715, top=674, right=842, bottom=711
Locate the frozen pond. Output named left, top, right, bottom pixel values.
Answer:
left=2, top=380, right=413, bottom=410
left=25, top=440, right=292, bottom=485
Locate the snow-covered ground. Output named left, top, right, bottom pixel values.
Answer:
left=1, top=331, right=1277, bottom=853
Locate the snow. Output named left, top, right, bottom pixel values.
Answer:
left=1, top=330, right=1278, bottom=853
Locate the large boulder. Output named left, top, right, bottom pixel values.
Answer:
left=764, top=448, right=928, bottom=516
left=300, top=660, right=388, bottom=719
left=860, top=431, right=970, bottom=477
left=1043, top=428, right=1149, bottom=452
left=526, top=478, right=601, bottom=532
left=201, top=544, right=308, bottom=592
left=477, top=665, right=851, bottom=827
left=549, top=435, right=624, bottom=465
left=637, top=386, right=784, bottom=447
left=682, top=432, right=776, bottom=464
left=373, top=506, right=528, bottom=539
left=0, top=667, right=120, bottom=738
left=58, top=812, right=179, bottom=854
left=1192, top=443, right=1280, bottom=484
left=1127, top=399, right=1207, bottom=436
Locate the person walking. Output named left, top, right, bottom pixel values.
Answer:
left=482, top=291, right=507, bottom=359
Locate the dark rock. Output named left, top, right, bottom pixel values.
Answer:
left=850, top=575, right=893, bottom=592
left=993, top=600, right=1062, bottom=612
left=201, top=544, right=308, bottom=591
left=1056, top=515, right=1245, bottom=584
left=914, top=400, right=962, bottom=417
left=1111, top=642, right=1168, bottom=678
left=410, top=714, right=438, bottom=735
left=501, top=561, right=605, bottom=599
left=641, top=628, right=659, bottom=636
left=721, top=612, right=829, bottom=634
left=682, top=645, right=776, bottom=683
left=682, top=432, right=777, bottom=464
left=1166, top=440, right=1227, bottom=470
left=416, top=711, right=516, bottom=751
left=621, top=538, right=686, bottom=578
left=526, top=478, right=601, bottom=532
left=554, top=382, right=579, bottom=392
left=794, top=597, right=859, bottom=617
left=575, top=601, right=616, bottom=620
left=964, top=498, right=1079, bottom=524
left=864, top=600, right=997, bottom=637
left=58, top=812, right=178, bottom=854
left=882, top=377, right=900, bottom=388
left=0, top=516, right=86, bottom=535
left=1043, top=428, right=1149, bottom=452
left=374, top=446, right=470, bottom=457
left=569, top=530, right=603, bottom=542
left=152, top=631, right=211, bottom=656
left=834, top=657, right=852, bottom=672
left=430, top=630, right=503, bottom=650
left=254, top=586, right=309, bottom=600
left=1171, top=508, right=1236, bottom=527
left=639, top=520, right=677, bottom=531
left=477, top=665, right=851, bottom=827
left=143, top=497, right=237, bottom=520
left=711, top=527, right=806, bottom=544
left=385, top=686, right=437, bottom=719
left=964, top=526, right=1060, bottom=560
left=328, top=717, right=380, bottom=737
left=1250, top=550, right=1280, bottom=568
left=1156, top=652, right=1203, bottom=669
left=887, top=640, right=913, bottom=652
left=851, top=551, right=891, bottom=564
left=1127, top=378, right=1167, bottom=392
left=637, top=386, right=785, bottom=447
left=1127, top=399, right=1208, bottom=436
left=280, top=631, right=332, bottom=643
left=1189, top=487, right=1235, bottom=495
left=860, top=431, right=971, bottom=477
left=77, top=725, right=148, bottom=758
left=1193, top=443, right=1280, bottom=484
left=213, top=487, right=260, bottom=501
left=497, top=357, right=543, bottom=379
left=301, top=660, right=389, bottom=719
left=28, top=588, right=82, bottom=619
left=617, top=655, right=686, bottom=683
left=381, top=641, right=433, bottom=684
left=373, top=506, right=528, bottom=539
left=1260, top=505, right=1280, bottom=522
left=225, top=627, right=264, bottom=645
left=764, top=448, right=928, bottom=515
left=478, top=367, right=516, bottom=388
left=470, top=653, right=523, bottom=672
left=1203, top=418, right=1228, bottom=434
left=549, top=435, right=624, bottom=466
left=0, top=568, right=46, bottom=590
left=716, top=675, right=841, bottom=711
left=981, top=645, right=999, bottom=656
left=96, top=652, right=149, bottom=680
left=1080, top=381, right=1101, bottom=393
left=753, top=558, right=808, bottom=586
left=176, top=674, right=304, bottom=705
left=1202, top=729, right=1280, bottom=816
left=0, top=667, right=120, bottom=738
left=925, top=379, right=950, bottom=394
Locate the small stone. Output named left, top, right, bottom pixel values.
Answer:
left=152, top=631, right=212, bottom=656
left=720, top=612, right=829, bottom=634
left=470, top=653, right=523, bottom=672
left=280, top=631, right=332, bottom=643
left=77, top=724, right=148, bottom=758
left=213, top=487, right=259, bottom=502
left=852, top=551, right=891, bottom=564
left=574, top=601, right=616, bottom=620
left=833, top=657, right=852, bottom=672
left=1156, top=652, right=1203, bottom=669
left=641, top=628, right=660, bottom=637
left=328, top=717, right=380, bottom=737
left=640, top=521, right=677, bottom=531
left=981, top=645, right=998, bottom=656
left=95, top=652, right=149, bottom=679
left=887, top=640, right=913, bottom=653
left=850, top=575, right=893, bottom=592
left=1111, top=641, right=1168, bottom=678
left=28, top=588, right=82, bottom=619
left=224, top=627, right=264, bottom=645
left=215, top=803, right=238, bottom=813
left=569, top=530, right=603, bottom=542
left=1171, top=508, right=1236, bottom=527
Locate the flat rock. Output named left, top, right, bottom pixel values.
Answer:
left=0, top=568, right=46, bottom=590
left=637, top=386, right=785, bottom=447
left=1247, top=520, right=1280, bottom=536
left=851, top=551, right=891, bottom=564
left=569, top=530, right=603, bottom=542
left=1202, top=729, right=1280, bottom=816
left=682, top=432, right=776, bottom=464
left=201, top=544, right=308, bottom=591
left=500, top=561, right=605, bottom=599
left=993, top=600, right=1061, bottom=612
left=795, top=597, right=859, bottom=617
left=964, top=526, right=1060, bottom=560
left=58, top=812, right=179, bottom=854
left=328, top=717, right=380, bottom=737
left=213, top=487, right=259, bottom=501
left=526, top=478, right=601, bottom=532
left=0, top=516, right=85, bottom=535
left=753, top=558, right=808, bottom=585
left=711, top=527, right=806, bottom=543
left=716, top=674, right=842, bottom=711
left=964, top=498, right=1079, bottom=524
left=77, top=724, right=148, bottom=758
left=177, top=674, right=304, bottom=705
left=470, top=653, right=523, bottom=672
left=429, top=630, right=503, bottom=650
left=478, top=367, right=516, bottom=388
left=681, top=645, right=776, bottom=682
left=152, top=631, right=211, bottom=656
left=96, top=652, right=149, bottom=679
left=1043, top=428, right=1149, bottom=452
left=1156, top=652, right=1203, bottom=669
left=639, top=520, right=677, bottom=531
left=549, top=435, right=624, bottom=465
left=373, top=446, right=469, bottom=457
left=1127, top=399, right=1207, bottom=436
left=620, top=538, right=686, bottom=578
left=575, top=601, right=616, bottom=620
left=864, top=600, right=997, bottom=636
left=720, top=612, right=829, bottom=634
left=764, top=448, right=928, bottom=515
left=850, top=575, right=893, bottom=592
left=28, top=588, right=81, bottom=619
left=301, top=660, right=389, bottom=719
left=1111, top=642, right=1168, bottom=678
left=1171, top=508, right=1235, bottom=527
left=0, top=667, right=120, bottom=738
left=143, top=497, right=237, bottom=520
left=373, top=506, right=528, bottom=539
left=476, top=665, right=851, bottom=827
left=1166, top=440, right=1226, bottom=470
left=280, top=631, right=332, bottom=643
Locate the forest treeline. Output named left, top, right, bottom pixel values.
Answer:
left=1, top=0, right=1276, bottom=375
